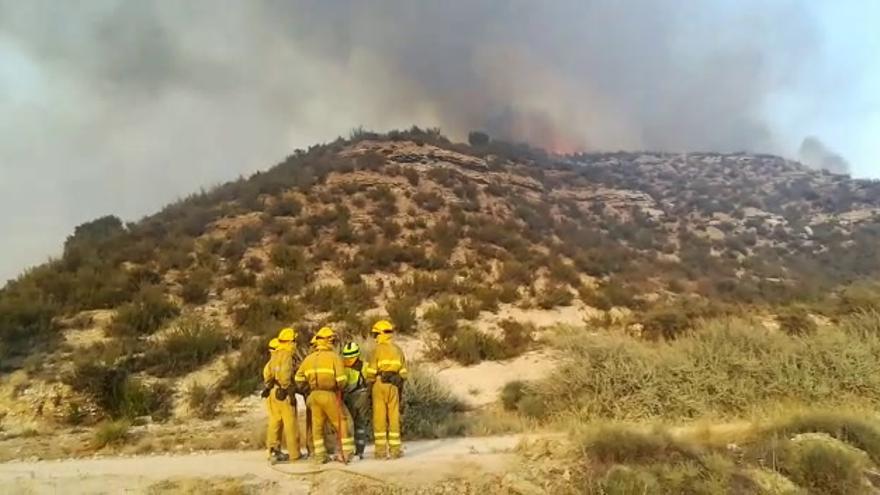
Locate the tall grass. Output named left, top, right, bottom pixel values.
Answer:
left=538, top=314, right=880, bottom=422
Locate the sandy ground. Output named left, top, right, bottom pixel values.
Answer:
left=0, top=435, right=523, bottom=494
left=430, top=349, right=560, bottom=407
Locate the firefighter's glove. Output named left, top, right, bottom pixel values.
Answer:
left=275, top=387, right=288, bottom=401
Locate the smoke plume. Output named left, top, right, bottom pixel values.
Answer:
left=1, top=1, right=820, bottom=154
left=0, top=0, right=842, bottom=281
left=799, top=136, right=851, bottom=174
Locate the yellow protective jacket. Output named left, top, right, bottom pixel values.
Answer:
left=364, top=341, right=408, bottom=382
left=265, top=344, right=294, bottom=389
left=294, top=348, right=347, bottom=392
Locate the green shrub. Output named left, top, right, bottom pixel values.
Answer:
left=402, top=167, right=420, bottom=186
left=516, top=395, right=547, bottom=419
left=393, top=271, right=456, bottom=299
left=232, top=296, right=303, bottom=331
left=600, top=465, right=659, bottom=495
left=180, top=268, right=213, bottom=304
left=0, top=284, right=58, bottom=362
left=641, top=306, right=694, bottom=340
left=281, top=227, right=314, bottom=247
left=499, top=319, right=533, bottom=355
left=302, top=284, right=346, bottom=313
left=139, top=318, right=229, bottom=377
left=109, top=286, right=179, bottom=337
left=218, top=338, right=266, bottom=397
left=459, top=297, right=481, bottom=320
left=92, top=420, right=130, bottom=449
left=537, top=284, right=573, bottom=309
left=269, top=245, right=307, bottom=270
left=777, top=306, right=818, bottom=336
left=836, top=281, right=880, bottom=315
left=226, top=266, right=256, bottom=288
left=583, top=426, right=699, bottom=465
left=269, top=196, right=302, bottom=217
left=442, top=326, right=507, bottom=365
left=424, top=299, right=460, bottom=340
left=500, top=380, right=528, bottom=411
left=498, top=283, right=519, bottom=304
left=67, top=363, right=172, bottom=420
left=413, top=191, right=445, bottom=212
left=188, top=383, right=221, bottom=419
left=840, top=310, right=880, bottom=336
left=777, top=438, right=867, bottom=495
left=402, top=366, right=468, bottom=439
left=473, top=287, right=501, bottom=313
left=764, top=411, right=880, bottom=464
left=386, top=297, right=418, bottom=334
left=259, top=269, right=306, bottom=296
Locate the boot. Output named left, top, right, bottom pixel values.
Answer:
left=268, top=447, right=283, bottom=465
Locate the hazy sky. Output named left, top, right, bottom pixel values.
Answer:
left=0, top=1, right=878, bottom=284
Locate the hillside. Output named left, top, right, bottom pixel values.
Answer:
left=2, top=127, right=880, bottom=439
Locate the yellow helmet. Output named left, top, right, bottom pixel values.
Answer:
left=278, top=327, right=296, bottom=343
left=315, top=326, right=335, bottom=340
left=268, top=338, right=280, bottom=350
left=372, top=319, right=394, bottom=335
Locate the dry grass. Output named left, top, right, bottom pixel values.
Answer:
left=518, top=411, right=880, bottom=495
left=92, top=420, right=130, bottom=449
left=536, top=314, right=880, bottom=423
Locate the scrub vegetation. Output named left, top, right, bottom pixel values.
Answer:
left=3, top=128, right=880, bottom=473
left=517, top=311, right=880, bottom=423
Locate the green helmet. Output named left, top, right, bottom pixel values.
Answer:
left=342, top=342, right=360, bottom=358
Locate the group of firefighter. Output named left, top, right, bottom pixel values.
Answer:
left=261, top=319, right=408, bottom=464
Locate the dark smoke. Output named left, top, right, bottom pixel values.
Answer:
left=1, top=0, right=818, bottom=153
left=0, top=0, right=837, bottom=281
left=799, top=136, right=851, bottom=174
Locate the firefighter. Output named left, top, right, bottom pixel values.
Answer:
left=342, top=341, right=370, bottom=459
left=262, top=328, right=302, bottom=463
left=364, top=320, right=408, bottom=459
left=294, top=326, right=354, bottom=463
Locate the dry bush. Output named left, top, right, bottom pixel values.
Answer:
left=67, top=363, right=172, bottom=420
left=180, top=268, right=213, bottom=304
left=777, top=306, right=818, bottom=336
left=537, top=283, right=573, bottom=309
left=139, top=318, right=229, bottom=377
left=403, top=366, right=469, bottom=439
left=92, top=420, right=130, bottom=449
left=539, top=315, right=880, bottom=422
left=109, top=286, right=179, bottom=337
left=386, top=296, right=418, bottom=334
left=188, top=383, right=221, bottom=419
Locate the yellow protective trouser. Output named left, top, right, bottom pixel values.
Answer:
left=307, top=390, right=354, bottom=460
left=372, top=380, right=401, bottom=457
left=266, top=391, right=300, bottom=456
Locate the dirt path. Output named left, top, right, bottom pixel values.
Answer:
left=0, top=435, right=525, bottom=494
